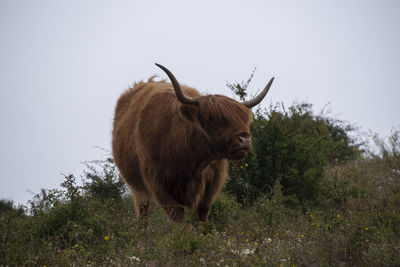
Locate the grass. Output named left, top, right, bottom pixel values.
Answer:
left=1, top=155, right=400, bottom=266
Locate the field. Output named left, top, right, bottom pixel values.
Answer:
left=1, top=154, right=399, bottom=266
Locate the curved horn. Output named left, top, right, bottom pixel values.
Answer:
left=242, top=77, right=275, bottom=108
left=155, top=63, right=199, bottom=106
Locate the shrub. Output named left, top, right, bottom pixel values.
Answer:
left=82, top=157, right=128, bottom=201
left=227, top=102, right=360, bottom=204
left=0, top=199, right=24, bottom=215
left=225, top=75, right=360, bottom=204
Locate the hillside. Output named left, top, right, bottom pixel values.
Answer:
left=1, top=105, right=399, bottom=266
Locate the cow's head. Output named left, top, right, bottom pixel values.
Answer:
left=155, top=63, right=274, bottom=160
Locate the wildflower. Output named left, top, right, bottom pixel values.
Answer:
left=230, top=247, right=255, bottom=256
left=240, top=165, right=243, bottom=169
left=245, top=239, right=249, bottom=243
left=129, top=256, right=141, bottom=263
left=364, top=227, right=369, bottom=231
left=74, top=244, right=79, bottom=248
left=240, top=232, right=244, bottom=236
left=263, top=237, right=272, bottom=244
left=336, top=214, right=341, bottom=218
left=309, top=214, right=313, bottom=218
left=242, top=248, right=255, bottom=256
left=275, top=232, right=279, bottom=236
left=104, top=236, right=109, bottom=241
left=87, top=260, right=92, bottom=264
left=245, top=163, right=248, bottom=167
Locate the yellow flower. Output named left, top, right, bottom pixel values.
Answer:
left=104, top=236, right=109, bottom=241
left=241, top=232, right=244, bottom=236
left=245, top=239, right=249, bottom=243
left=364, top=227, right=369, bottom=231
left=74, top=244, right=79, bottom=248
left=88, top=260, right=92, bottom=264
left=240, top=165, right=243, bottom=169
left=336, top=214, right=341, bottom=218
left=275, top=232, right=279, bottom=236
left=245, top=163, right=248, bottom=167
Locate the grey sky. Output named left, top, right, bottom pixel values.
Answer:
left=1, top=0, right=399, bottom=205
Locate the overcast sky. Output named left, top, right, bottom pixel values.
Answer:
left=1, top=0, right=399, bottom=206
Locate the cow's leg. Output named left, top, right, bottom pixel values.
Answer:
left=131, top=188, right=150, bottom=218
left=197, top=160, right=228, bottom=221
left=119, top=163, right=151, bottom=219
left=152, top=186, right=184, bottom=223
left=141, top=168, right=185, bottom=223
left=197, top=183, right=218, bottom=221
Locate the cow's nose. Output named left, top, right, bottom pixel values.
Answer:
left=238, top=135, right=252, bottom=148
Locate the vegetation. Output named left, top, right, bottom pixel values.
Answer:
left=1, top=76, right=399, bottom=266
left=1, top=147, right=399, bottom=266
left=227, top=102, right=361, bottom=205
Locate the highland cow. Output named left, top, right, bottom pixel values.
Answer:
left=112, top=64, right=274, bottom=223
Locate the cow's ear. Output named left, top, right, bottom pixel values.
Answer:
left=179, top=105, right=198, bottom=123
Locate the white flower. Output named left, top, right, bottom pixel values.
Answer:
left=263, top=237, right=272, bottom=244
left=242, top=248, right=255, bottom=256
left=129, top=256, right=141, bottom=262
left=230, top=249, right=240, bottom=255
left=230, top=248, right=255, bottom=256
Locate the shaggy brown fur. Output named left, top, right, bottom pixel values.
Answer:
left=112, top=78, right=253, bottom=222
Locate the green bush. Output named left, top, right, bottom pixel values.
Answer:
left=0, top=199, right=24, bottom=215
left=82, top=157, right=128, bottom=201
left=227, top=102, right=361, bottom=204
